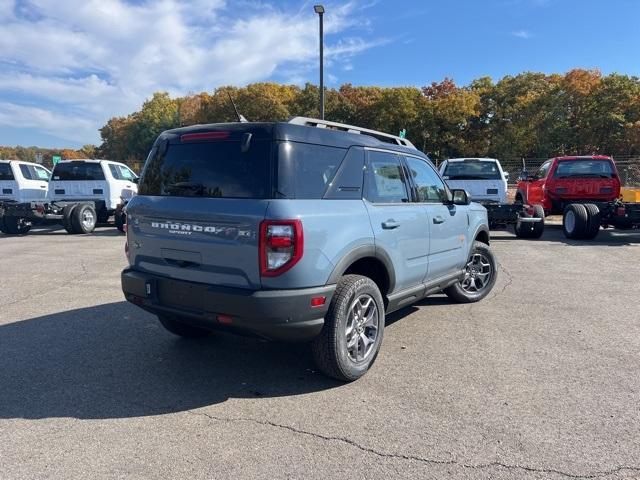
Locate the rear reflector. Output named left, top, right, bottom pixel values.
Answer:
left=217, top=314, right=233, bottom=325
left=180, top=131, right=230, bottom=142
left=310, top=296, right=326, bottom=308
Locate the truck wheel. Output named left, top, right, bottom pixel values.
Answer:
left=444, top=241, right=497, bottom=303
left=158, top=315, right=210, bottom=338
left=312, top=275, right=385, bottom=382
left=563, top=204, right=588, bottom=239
left=115, top=211, right=126, bottom=233
left=529, top=205, right=545, bottom=239
left=3, top=216, right=32, bottom=235
left=71, top=203, right=97, bottom=234
left=62, top=205, right=77, bottom=234
left=97, top=210, right=110, bottom=224
left=583, top=203, right=601, bottom=240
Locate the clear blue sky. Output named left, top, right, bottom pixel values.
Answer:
left=0, top=0, right=639, bottom=148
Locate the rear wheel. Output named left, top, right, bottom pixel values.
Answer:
left=583, top=203, right=601, bottom=240
left=71, top=203, right=97, bottom=234
left=444, top=241, right=497, bottom=303
left=563, top=204, right=588, bottom=239
left=312, top=275, right=385, bottom=382
left=3, top=216, right=31, bottom=235
left=514, top=205, right=545, bottom=239
left=158, top=315, right=211, bottom=338
left=62, top=204, right=77, bottom=234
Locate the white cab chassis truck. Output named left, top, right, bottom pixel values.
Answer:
left=439, top=158, right=544, bottom=239
left=0, top=159, right=137, bottom=235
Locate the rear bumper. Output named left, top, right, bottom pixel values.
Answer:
left=121, top=268, right=335, bottom=342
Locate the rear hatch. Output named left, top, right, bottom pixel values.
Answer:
left=0, top=162, right=18, bottom=201
left=48, top=161, right=109, bottom=201
left=127, top=125, right=274, bottom=290
left=550, top=159, right=620, bottom=201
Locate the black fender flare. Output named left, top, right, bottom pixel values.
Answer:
left=326, top=245, right=396, bottom=293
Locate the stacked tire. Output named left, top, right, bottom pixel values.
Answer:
left=514, top=205, right=545, bottom=239
left=562, top=203, right=601, bottom=240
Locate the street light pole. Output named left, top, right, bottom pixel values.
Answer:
left=314, top=5, right=325, bottom=120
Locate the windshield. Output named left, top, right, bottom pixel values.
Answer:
left=52, top=162, right=106, bottom=181
left=138, top=140, right=271, bottom=198
left=0, top=163, right=14, bottom=181
left=554, top=160, right=615, bottom=178
left=443, top=160, right=502, bottom=180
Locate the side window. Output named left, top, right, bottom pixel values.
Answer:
left=19, top=164, right=33, bottom=180
left=404, top=156, right=448, bottom=203
left=119, top=166, right=136, bottom=181
left=365, top=151, right=410, bottom=204
left=34, top=166, right=50, bottom=181
left=109, top=164, right=121, bottom=180
left=536, top=161, right=551, bottom=179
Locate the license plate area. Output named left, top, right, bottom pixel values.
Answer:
left=158, top=279, right=205, bottom=311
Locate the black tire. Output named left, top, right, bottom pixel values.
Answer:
left=71, top=203, right=97, bottom=234
left=97, top=210, right=110, bottom=224
left=158, top=315, right=210, bottom=338
left=514, top=191, right=526, bottom=205
left=62, top=204, right=77, bottom=234
left=115, top=210, right=126, bottom=233
left=312, top=275, right=385, bottom=382
left=562, top=204, right=588, bottom=239
left=444, top=241, right=497, bottom=303
left=514, top=205, right=544, bottom=239
left=583, top=203, right=601, bottom=240
left=3, top=216, right=32, bottom=235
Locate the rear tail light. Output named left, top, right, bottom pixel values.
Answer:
left=259, top=220, right=303, bottom=277
left=180, top=131, right=230, bottom=142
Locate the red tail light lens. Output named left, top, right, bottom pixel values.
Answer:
left=259, top=220, right=303, bottom=277
left=180, top=131, right=230, bottom=142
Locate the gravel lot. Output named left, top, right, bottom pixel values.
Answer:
left=1, top=223, right=639, bottom=479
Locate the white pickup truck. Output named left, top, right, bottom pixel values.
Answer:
left=439, top=157, right=544, bottom=239
left=1, top=159, right=137, bottom=235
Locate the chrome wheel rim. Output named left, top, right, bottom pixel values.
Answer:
left=345, top=294, right=379, bottom=362
left=82, top=210, right=95, bottom=229
left=565, top=210, right=575, bottom=233
left=461, top=252, right=492, bottom=293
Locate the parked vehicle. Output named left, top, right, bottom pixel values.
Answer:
left=516, top=155, right=640, bottom=239
left=440, top=158, right=544, bottom=238
left=0, top=160, right=51, bottom=234
left=122, top=117, right=497, bottom=381
left=0, top=159, right=137, bottom=235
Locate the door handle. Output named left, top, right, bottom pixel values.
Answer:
left=40, top=186, right=47, bottom=188
left=433, top=216, right=445, bottom=224
left=382, top=219, right=401, bottom=229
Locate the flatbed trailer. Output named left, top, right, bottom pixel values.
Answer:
left=482, top=201, right=545, bottom=239
left=0, top=199, right=108, bottom=235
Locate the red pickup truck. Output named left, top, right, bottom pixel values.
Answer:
left=516, top=155, right=639, bottom=239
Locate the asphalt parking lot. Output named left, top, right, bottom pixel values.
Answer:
left=1, top=223, right=639, bottom=479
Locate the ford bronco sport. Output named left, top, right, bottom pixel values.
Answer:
left=122, top=117, right=496, bottom=381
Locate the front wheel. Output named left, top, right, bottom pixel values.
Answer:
left=444, top=241, right=497, bottom=303
left=312, top=275, right=385, bottom=382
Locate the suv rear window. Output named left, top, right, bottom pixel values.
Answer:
left=0, top=163, right=14, bottom=181
left=139, top=140, right=271, bottom=198
left=52, top=162, right=106, bottom=181
left=443, top=160, right=502, bottom=180
left=276, top=141, right=346, bottom=199
left=554, top=160, right=615, bottom=178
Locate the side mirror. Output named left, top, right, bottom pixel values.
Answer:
left=504, top=172, right=510, bottom=181
left=451, top=189, right=471, bottom=206
left=132, top=177, right=139, bottom=184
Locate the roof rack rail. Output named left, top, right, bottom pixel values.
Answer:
left=288, top=116, right=416, bottom=149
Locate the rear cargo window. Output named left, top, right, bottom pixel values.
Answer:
left=554, top=160, right=615, bottom=179
left=0, top=163, right=14, bottom=181
left=443, top=160, right=502, bottom=180
left=52, top=162, right=106, bottom=181
left=139, top=140, right=271, bottom=198
left=276, top=141, right=346, bottom=199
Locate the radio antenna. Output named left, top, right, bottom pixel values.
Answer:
left=228, top=92, right=248, bottom=123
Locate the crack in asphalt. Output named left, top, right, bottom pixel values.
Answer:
left=489, top=260, right=513, bottom=300
left=186, top=410, right=640, bottom=479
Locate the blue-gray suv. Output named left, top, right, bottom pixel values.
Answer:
left=122, top=117, right=496, bottom=381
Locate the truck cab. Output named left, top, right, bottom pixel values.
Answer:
left=439, top=158, right=509, bottom=203
left=0, top=160, right=51, bottom=204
